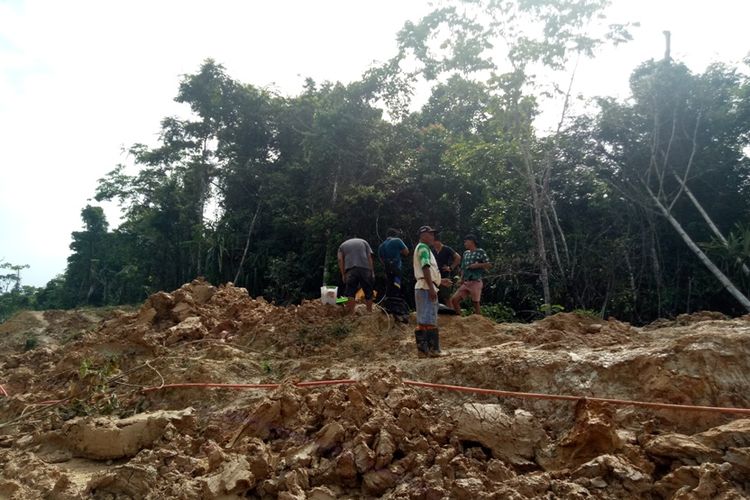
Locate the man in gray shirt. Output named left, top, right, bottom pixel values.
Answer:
left=337, top=237, right=375, bottom=313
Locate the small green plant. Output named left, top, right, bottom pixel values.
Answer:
left=261, top=360, right=272, bottom=374
left=327, top=321, right=352, bottom=339
left=99, top=393, right=121, bottom=415
left=23, top=336, right=38, bottom=351
left=78, top=356, right=118, bottom=383
left=571, top=308, right=600, bottom=319
left=480, top=303, right=516, bottom=323
left=78, top=358, right=94, bottom=379
left=540, top=303, right=565, bottom=315
left=71, top=356, right=122, bottom=417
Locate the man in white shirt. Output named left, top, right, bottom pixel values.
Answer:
left=413, top=225, right=450, bottom=356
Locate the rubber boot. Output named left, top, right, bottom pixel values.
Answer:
left=414, top=330, right=430, bottom=357
left=427, top=329, right=448, bottom=357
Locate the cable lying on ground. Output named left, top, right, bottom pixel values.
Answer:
left=138, top=378, right=750, bottom=416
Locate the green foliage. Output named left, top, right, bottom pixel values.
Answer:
left=23, top=337, right=38, bottom=351
left=69, top=357, right=122, bottom=417
left=704, top=224, right=750, bottom=269
left=327, top=321, right=354, bottom=339
left=78, top=357, right=118, bottom=381
left=31, top=4, right=750, bottom=324
left=480, top=303, right=516, bottom=323
left=540, top=303, right=565, bottom=315
left=571, top=309, right=600, bottom=319
left=0, top=262, right=38, bottom=323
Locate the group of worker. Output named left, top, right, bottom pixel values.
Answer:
left=337, top=225, right=491, bottom=357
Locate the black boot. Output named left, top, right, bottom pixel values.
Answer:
left=414, top=330, right=429, bottom=356
left=427, top=329, right=448, bottom=357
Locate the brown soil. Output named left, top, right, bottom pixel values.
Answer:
left=1, top=279, right=750, bottom=498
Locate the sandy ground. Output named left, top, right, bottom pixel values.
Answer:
left=1, top=280, right=749, bottom=498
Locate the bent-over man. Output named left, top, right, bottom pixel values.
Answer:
left=338, top=237, right=375, bottom=314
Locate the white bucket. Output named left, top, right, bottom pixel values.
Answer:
left=320, top=285, right=338, bottom=305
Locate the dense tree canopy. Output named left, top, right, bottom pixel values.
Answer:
left=5, top=0, right=750, bottom=323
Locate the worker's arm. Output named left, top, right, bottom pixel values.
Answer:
left=338, top=251, right=346, bottom=281
left=468, top=262, right=492, bottom=270
left=451, top=252, right=461, bottom=273
left=417, top=244, right=437, bottom=301
left=399, top=239, right=409, bottom=257
left=468, top=250, right=492, bottom=270
left=423, top=265, right=437, bottom=302
left=368, top=253, right=374, bottom=277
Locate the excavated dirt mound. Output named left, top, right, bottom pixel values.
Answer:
left=1, top=279, right=750, bottom=498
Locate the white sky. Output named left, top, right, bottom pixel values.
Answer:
left=0, top=0, right=748, bottom=287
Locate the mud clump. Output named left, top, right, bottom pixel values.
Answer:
left=648, top=310, right=730, bottom=328
left=58, top=408, right=195, bottom=459
left=527, top=312, right=636, bottom=348
left=1, top=280, right=750, bottom=497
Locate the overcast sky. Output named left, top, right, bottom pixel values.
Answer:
left=1, top=0, right=748, bottom=287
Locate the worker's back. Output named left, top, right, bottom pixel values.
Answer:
left=338, top=238, right=372, bottom=270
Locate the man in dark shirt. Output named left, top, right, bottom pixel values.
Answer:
left=377, top=228, right=409, bottom=296
left=432, top=232, right=461, bottom=305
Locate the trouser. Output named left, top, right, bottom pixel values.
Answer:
left=437, top=282, right=452, bottom=305
left=384, top=261, right=403, bottom=298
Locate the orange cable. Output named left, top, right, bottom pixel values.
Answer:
left=402, top=379, right=750, bottom=416
left=141, top=380, right=358, bottom=393
left=25, top=377, right=750, bottom=417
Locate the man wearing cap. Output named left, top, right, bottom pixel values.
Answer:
left=451, top=234, right=491, bottom=315
left=413, top=226, right=450, bottom=356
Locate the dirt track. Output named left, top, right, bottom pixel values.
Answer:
left=1, top=280, right=750, bottom=498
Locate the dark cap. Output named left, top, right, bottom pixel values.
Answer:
left=464, top=233, right=478, bottom=243
left=418, top=225, right=437, bottom=235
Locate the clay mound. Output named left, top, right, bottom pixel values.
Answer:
left=82, top=279, right=350, bottom=355
left=647, top=310, right=731, bottom=329
left=4, top=369, right=749, bottom=498
left=0, top=310, right=47, bottom=352
left=2, top=280, right=750, bottom=498
left=0, top=308, right=115, bottom=354
left=524, top=312, right=635, bottom=348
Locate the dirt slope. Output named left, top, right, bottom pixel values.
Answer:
left=1, top=280, right=749, bottom=499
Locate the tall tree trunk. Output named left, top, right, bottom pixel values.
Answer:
left=672, top=172, right=750, bottom=277
left=523, top=153, right=552, bottom=312
left=648, top=187, right=750, bottom=311
left=322, top=164, right=343, bottom=285
left=543, top=209, right=564, bottom=279
left=234, top=192, right=263, bottom=285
